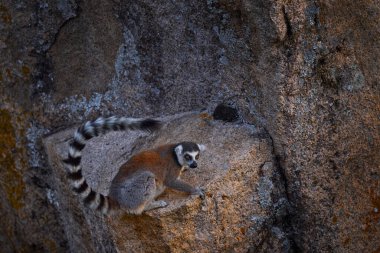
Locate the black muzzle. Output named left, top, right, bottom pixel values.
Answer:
left=189, top=161, right=197, bottom=168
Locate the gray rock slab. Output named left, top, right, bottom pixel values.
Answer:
left=43, top=112, right=283, bottom=252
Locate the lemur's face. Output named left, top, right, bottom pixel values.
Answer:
left=175, top=142, right=206, bottom=169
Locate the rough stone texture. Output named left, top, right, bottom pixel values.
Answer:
left=49, top=0, right=123, bottom=101
left=44, top=112, right=288, bottom=252
left=241, top=1, right=380, bottom=252
left=0, top=0, right=379, bottom=252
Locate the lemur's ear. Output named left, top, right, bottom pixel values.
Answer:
left=174, top=145, right=183, bottom=156
left=197, top=144, right=206, bottom=152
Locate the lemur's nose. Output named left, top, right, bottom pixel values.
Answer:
left=190, top=161, right=197, bottom=168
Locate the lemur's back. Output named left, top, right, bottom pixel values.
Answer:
left=111, top=144, right=179, bottom=186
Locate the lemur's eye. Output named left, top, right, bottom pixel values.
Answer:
left=184, top=154, right=191, bottom=161
left=195, top=154, right=199, bottom=159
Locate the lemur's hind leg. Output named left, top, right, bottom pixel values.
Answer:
left=143, top=183, right=167, bottom=211
left=109, top=171, right=165, bottom=215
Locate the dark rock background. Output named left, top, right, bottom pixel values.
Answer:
left=0, top=0, right=379, bottom=252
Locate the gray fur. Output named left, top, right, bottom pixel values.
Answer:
left=109, top=172, right=155, bottom=209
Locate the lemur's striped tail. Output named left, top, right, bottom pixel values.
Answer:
left=63, top=116, right=161, bottom=215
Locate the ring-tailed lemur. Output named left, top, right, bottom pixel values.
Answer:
left=63, top=116, right=205, bottom=215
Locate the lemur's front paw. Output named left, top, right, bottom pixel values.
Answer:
left=192, top=187, right=205, bottom=200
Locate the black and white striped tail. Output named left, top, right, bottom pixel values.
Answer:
left=63, top=116, right=161, bottom=215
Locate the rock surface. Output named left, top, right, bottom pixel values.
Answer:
left=44, top=112, right=288, bottom=252
left=0, top=0, right=379, bottom=252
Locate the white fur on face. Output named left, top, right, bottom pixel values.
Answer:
left=183, top=151, right=199, bottom=167
left=186, top=151, right=199, bottom=160
left=175, top=145, right=184, bottom=165
left=175, top=143, right=205, bottom=167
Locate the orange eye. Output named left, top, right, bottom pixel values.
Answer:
left=195, top=154, right=199, bottom=159
left=184, top=154, right=191, bottom=161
